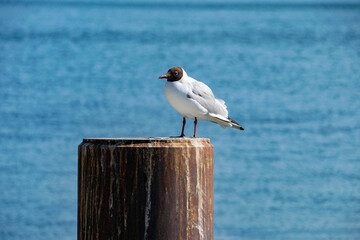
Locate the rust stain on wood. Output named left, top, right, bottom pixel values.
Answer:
left=78, top=138, right=214, bottom=240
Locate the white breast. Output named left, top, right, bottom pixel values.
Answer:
left=165, top=79, right=208, bottom=119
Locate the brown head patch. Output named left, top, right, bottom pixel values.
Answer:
left=166, top=67, right=183, bottom=82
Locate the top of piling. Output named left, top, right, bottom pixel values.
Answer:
left=82, top=137, right=210, bottom=145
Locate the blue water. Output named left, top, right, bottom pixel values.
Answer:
left=1, top=1, right=360, bottom=239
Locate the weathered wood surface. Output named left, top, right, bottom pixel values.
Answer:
left=78, top=138, right=214, bottom=240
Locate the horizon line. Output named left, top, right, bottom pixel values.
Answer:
left=1, top=1, right=360, bottom=10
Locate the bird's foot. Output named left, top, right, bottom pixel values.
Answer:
left=170, top=135, right=186, bottom=138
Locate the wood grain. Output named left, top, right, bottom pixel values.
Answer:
left=78, top=138, right=213, bottom=240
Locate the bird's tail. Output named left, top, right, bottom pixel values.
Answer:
left=228, top=117, right=244, bottom=130
left=209, top=114, right=244, bottom=130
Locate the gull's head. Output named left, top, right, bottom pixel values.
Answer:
left=159, top=66, right=184, bottom=82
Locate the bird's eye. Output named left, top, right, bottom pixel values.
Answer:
left=174, top=71, right=178, bottom=76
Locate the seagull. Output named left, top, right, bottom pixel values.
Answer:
left=159, top=66, right=244, bottom=137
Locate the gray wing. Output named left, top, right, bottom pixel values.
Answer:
left=188, top=80, right=228, bottom=117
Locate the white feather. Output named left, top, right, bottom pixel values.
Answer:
left=164, top=68, right=238, bottom=128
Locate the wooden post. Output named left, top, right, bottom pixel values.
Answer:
left=78, top=138, right=213, bottom=240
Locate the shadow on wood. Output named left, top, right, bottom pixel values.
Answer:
left=78, top=137, right=214, bottom=240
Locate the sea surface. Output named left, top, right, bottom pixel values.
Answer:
left=1, top=1, right=360, bottom=239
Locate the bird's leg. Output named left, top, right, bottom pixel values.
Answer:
left=193, top=117, right=197, bottom=137
left=180, top=117, right=186, bottom=137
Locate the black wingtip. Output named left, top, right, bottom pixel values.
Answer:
left=228, top=117, right=244, bottom=131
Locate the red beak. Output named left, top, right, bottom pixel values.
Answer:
left=159, top=74, right=168, bottom=79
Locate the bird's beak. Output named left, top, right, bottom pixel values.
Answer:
left=159, top=74, right=169, bottom=79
